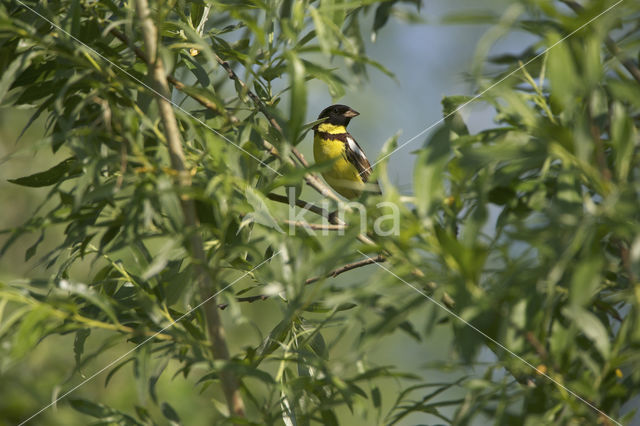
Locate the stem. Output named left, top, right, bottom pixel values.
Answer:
left=218, top=255, right=386, bottom=309
left=135, top=0, right=245, bottom=416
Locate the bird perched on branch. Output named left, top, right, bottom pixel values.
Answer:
left=313, top=104, right=381, bottom=199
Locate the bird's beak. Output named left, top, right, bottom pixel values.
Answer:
left=343, top=109, right=360, bottom=118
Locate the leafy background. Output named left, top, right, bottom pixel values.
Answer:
left=1, top=0, right=639, bottom=425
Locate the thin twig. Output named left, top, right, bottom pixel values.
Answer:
left=134, top=0, right=245, bottom=416
left=218, top=255, right=386, bottom=309
left=305, top=255, right=386, bottom=284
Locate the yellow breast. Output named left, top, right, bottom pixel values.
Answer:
left=313, top=127, right=364, bottom=199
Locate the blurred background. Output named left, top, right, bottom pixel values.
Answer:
left=0, top=0, right=533, bottom=424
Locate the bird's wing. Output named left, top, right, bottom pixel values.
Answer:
left=344, top=134, right=381, bottom=194
left=343, top=134, right=372, bottom=181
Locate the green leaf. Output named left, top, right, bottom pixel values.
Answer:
left=413, top=125, right=451, bottom=216
left=303, top=60, right=346, bottom=100
left=69, top=398, right=113, bottom=418
left=442, top=96, right=470, bottom=136
left=372, top=2, right=394, bottom=42
left=286, top=51, right=307, bottom=145
left=320, top=409, right=339, bottom=425
left=371, top=386, right=382, bottom=408
left=25, top=230, right=45, bottom=261
left=57, top=279, right=120, bottom=325
left=257, top=317, right=291, bottom=358
left=240, top=185, right=283, bottom=233
left=610, top=101, right=636, bottom=182
left=562, top=306, right=610, bottom=360
left=74, top=328, right=91, bottom=369
left=307, top=330, right=328, bottom=359
left=343, top=14, right=367, bottom=78
left=11, top=306, right=53, bottom=359
left=546, top=32, right=579, bottom=111
left=8, top=157, right=76, bottom=187
left=309, top=7, right=331, bottom=55
left=149, top=359, right=169, bottom=404
left=0, top=51, right=37, bottom=104
left=181, top=54, right=211, bottom=88
left=161, top=402, right=181, bottom=424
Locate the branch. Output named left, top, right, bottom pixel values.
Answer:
left=218, top=255, right=386, bottom=309
left=266, top=192, right=376, bottom=246
left=134, top=0, right=245, bottom=416
left=305, top=255, right=386, bottom=285
left=284, top=220, right=346, bottom=231
left=561, top=0, right=640, bottom=84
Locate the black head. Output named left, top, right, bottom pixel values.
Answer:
left=317, top=104, right=360, bottom=127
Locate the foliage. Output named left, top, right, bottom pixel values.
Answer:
left=1, top=0, right=639, bottom=424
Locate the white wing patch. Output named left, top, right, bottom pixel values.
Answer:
left=346, top=136, right=367, bottom=161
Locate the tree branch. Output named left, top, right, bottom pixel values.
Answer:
left=134, top=0, right=245, bottom=416
left=266, top=192, right=376, bottom=246
left=218, top=255, right=386, bottom=309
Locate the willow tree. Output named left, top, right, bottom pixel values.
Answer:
left=1, top=0, right=639, bottom=425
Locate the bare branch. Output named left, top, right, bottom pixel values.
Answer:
left=305, top=255, right=386, bottom=285
left=218, top=255, right=386, bottom=309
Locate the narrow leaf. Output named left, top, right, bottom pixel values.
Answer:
left=9, top=157, right=76, bottom=187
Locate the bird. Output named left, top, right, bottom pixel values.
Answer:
left=312, top=104, right=380, bottom=199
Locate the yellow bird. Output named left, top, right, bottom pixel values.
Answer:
left=313, top=104, right=380, bottom=199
